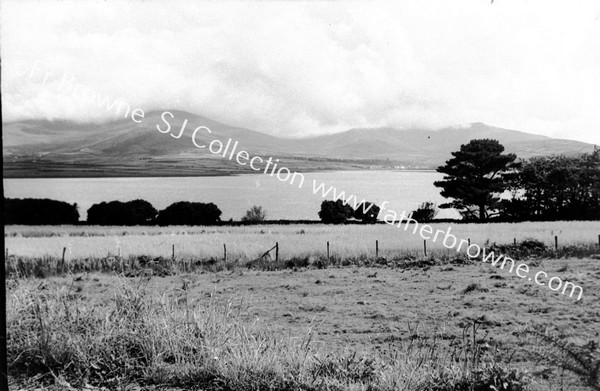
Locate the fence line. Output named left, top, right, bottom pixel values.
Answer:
left=7, top=233, right=600, bottom=264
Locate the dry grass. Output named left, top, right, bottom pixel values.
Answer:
left=7, top=274, right=533, bottom=390
left=5, top=221, right=600, bottom=261
left=5, top=222, right=600, bottom=390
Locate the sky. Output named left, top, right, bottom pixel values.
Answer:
left=1, top=0, right=599, bottom=144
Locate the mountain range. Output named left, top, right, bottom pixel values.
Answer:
left=3, top=110, right=595, bottom=177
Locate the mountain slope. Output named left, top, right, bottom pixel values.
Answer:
left=3, top=111, right=595, bottom=177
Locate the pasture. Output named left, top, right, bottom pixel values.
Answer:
left=5, top=220, right=600, bottom=261
left=5, top=221, right=600, bottom=390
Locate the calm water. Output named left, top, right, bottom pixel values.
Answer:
left=3, top=171, right=459, bottom=221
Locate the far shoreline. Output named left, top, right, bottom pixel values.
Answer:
left=2, top=167, right=438, bottom=180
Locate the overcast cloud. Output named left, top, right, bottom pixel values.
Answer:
left=1, top=0, right=599, bottom=143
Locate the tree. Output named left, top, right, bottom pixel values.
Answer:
left=318, top=200, right=354, bottom=224
left=353, top=202, right=380, bottom=224
left=241, top=205, right=266, bottom=222
left=434, top=139, right=517, bottom=221
left=156, top=201, right=222, bottom=226
left=410, top=202, right=439, bottom=222
left=87, top=199, right=157, bottom=225
left=4, top=198, right=79, bottom=225
left=500, top=148, right=600, bottom=221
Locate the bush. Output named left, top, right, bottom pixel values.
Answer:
left=318, top=200, right=354, bottom=224
left=410, top=202, right=439, bottom=222
left=353, top=202, right=380, bottom=224
left=241, top=205, right=266, bottom=222
left=4, top=198, right=79, bottom=225
left=87, top=199, right=157, bottom=225
left=156, top=201, right=222, bottom=226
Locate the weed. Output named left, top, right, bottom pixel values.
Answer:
left=462, top=283, right=489, bottom=294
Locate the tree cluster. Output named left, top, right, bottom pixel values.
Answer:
left=4, top=198, right=79, bottom=225
left=87, top=200, right=157, bottom=225
left=155, top=201, right=222, bottom=226
left=500, top=149, right=600, bottom=221
left=318, top=200, right=380, bottom=224
left=87, top=200, right=222, bottom=226
left=435, top=139, right=600, bottom=222
left=4, top=198, right=224, bottom=226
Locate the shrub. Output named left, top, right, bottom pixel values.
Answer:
left=521, top=328, right=599, bottom=390
left=410, top=202, right=439, bottom=222
left=241, top=205, right=266, bottom=222
left=353, top=202, right=380, bottom=224
left=156, top=201, right=222, bottom=226
left=4, top=198, right=79, bottom=225
left=318, top=200, right=354, bottom=224
left=87, top=199, right=157, bottom=225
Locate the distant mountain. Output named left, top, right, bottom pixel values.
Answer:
left=3, top=111, right=595, bottom=177
left=298, top=122, right=594, bottom=167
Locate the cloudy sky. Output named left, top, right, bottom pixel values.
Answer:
left=2, top=0, right=599, bottom=143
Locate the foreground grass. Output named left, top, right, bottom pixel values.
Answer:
left=6, top=223, right=600, bottom=390
left=7, top=275, right=532, bottom=391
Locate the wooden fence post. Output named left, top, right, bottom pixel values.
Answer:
left=598, top=234, right=600, bottom=248
left=62, top=247, right=66, bottom=273
left=223, top=244, right=227, bottom=262
left=554, top=236, right=558, bottom=251
left=327, top=241, right=330, bottom=261
left=275, top=242, right=279, bottom=262
left=514, top=238, right=517, bottom=246
left=172, top=244, right=175, bottom=260
left=5, top=248, right=8, bottom=260
left=467, top=238, right=471, bottom=246
left=423, top=240, right=427, bottom=257
left=376, top=240, right=379, bottom=258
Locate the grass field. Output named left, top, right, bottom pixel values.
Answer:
left=6, top=221, right=600, bottom=261
left=5, top=221, right=600, bottom=390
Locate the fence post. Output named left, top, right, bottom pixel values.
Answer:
left=327, top=241, right=330, bottom=261
left=62, top=247, right=66, bottom=273
left=376, top=240, right=379, bottom=258
left=598, top=234, right=600, bottom=248
left=554, top=236, right=558, bottom=251
left=5, top=248, right=8, bottom=260
left=223, top=244, right=227, bottom=262
left=275, top=242, right=279, bottom=262
left=514, top=238, right=517, bottom=246
left=467, top=238, right=471, bottom=246
left=172, top=244, right=175, bottom=261
left=423, top=240, right=427, bottom=257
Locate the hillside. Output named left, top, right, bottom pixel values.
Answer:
left=3, top=111, right=595, bottom=177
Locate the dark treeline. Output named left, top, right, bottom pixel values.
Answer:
left=4, top=198, right=80, bottom=225
left=88, top=200, right=157, bottom=225
left=4, top=199, right=223, bottom=226
left=155, top=202, right=222, bottom=226
left=500, top=150, right=600, bottom=221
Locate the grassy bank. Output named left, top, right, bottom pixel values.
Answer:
left=8, top=275, right=533, bottom=390
left=6, top=222, right=600, bottom=390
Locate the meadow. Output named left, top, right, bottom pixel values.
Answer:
left=6, top=220, right=600, bottom=261
left=5, top=221, right=600, bottom=390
